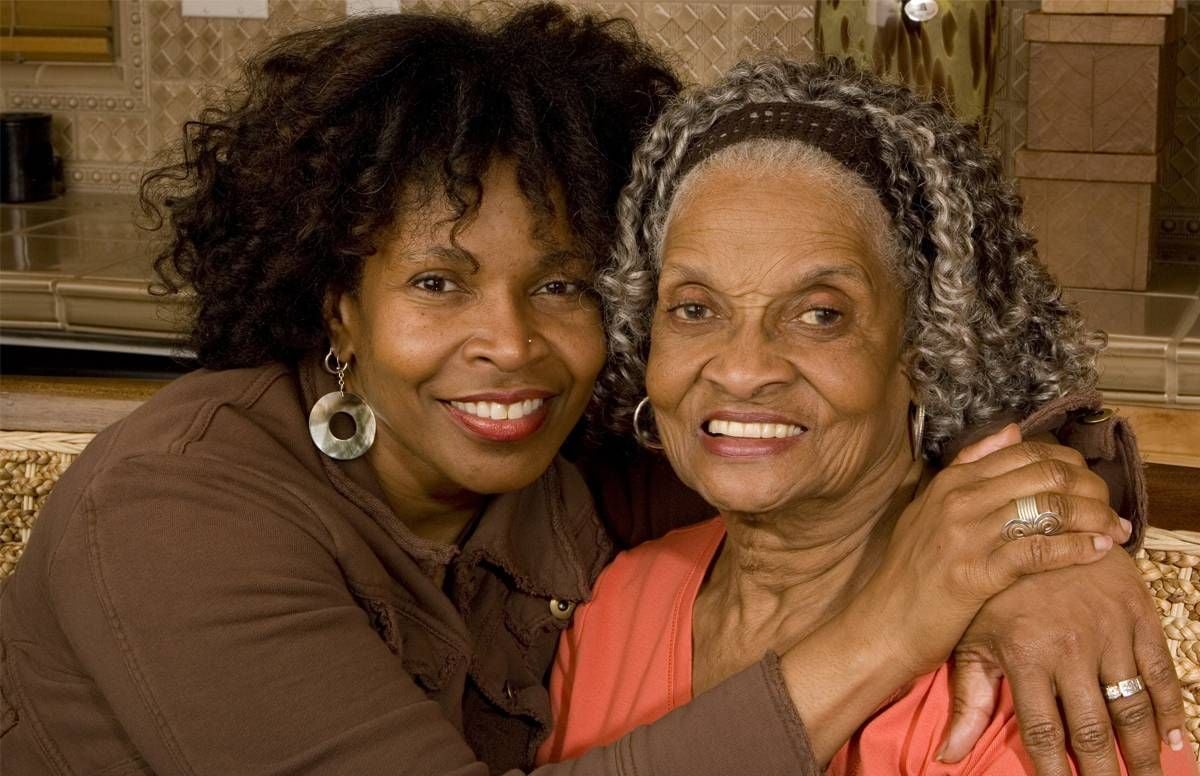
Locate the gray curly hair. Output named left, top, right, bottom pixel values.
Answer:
left=593, top=57, right=1104, bottom=457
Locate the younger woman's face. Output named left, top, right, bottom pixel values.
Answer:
left=328, top=157, right=605, bottom=497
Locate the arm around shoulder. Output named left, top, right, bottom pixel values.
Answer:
left=46, top=455, right=820, bottom=776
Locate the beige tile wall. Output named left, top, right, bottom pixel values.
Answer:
left=0, top=0, right=1196, bottom=263
left=1163, top=1, right=1200, bottom=263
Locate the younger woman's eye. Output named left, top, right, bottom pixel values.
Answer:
left=797, top=307, right=842, bottom=326
left=537, top=279, right=583, bottom=296
left=670, top=302, right=714, bottom=321
left=412, top=275, right=461, bottom=294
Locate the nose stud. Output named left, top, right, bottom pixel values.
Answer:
left=527, top=337, right=533, bottom=344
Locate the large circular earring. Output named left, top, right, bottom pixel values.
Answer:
left=633, top=396, right=664, bottom=451
left=309, top=348, right=377, bottom=460
left=909, top=401, right=926, bottom=461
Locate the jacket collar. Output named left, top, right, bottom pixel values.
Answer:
left=297, top=351, right=609, bottom=605
left=454, top=456, right=610, bottom=606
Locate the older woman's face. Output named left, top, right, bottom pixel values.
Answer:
left=647, top=165, right=912, bottom=514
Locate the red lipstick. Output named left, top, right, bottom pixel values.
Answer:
left=442, top=393, right=554, bottom=443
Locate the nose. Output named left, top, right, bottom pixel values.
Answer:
left=461, top=293, right=540, bottom=371
left=699, top=322, right=794, bottom=400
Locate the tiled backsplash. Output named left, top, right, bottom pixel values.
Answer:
left=1065, top=263, right=1200, bottom=404
left=0, top=0, right=1197, bottom=266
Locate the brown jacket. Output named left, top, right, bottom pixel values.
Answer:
left=0, top=357, right=816, bottom=776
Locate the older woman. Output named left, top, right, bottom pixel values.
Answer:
left=540, top=58, right=1195, bottom=773
left=0, top=7, right=1181, bottom=774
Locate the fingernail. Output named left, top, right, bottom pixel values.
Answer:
left=1119, top=517, right=1132, bottom=537
left=934, top=742, right=948, bottom=762
left=1168, top=728, right=1184, bottom=751
left=1093, top=535, right=1113, bottom=552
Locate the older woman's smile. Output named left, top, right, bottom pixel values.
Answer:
left=701, top=411, right=808, bottom=457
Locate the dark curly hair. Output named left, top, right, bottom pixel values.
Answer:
left=142, top=2, right=680, bottom=369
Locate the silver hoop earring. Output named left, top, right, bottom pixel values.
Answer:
left=309, top=348, right=377, bottom=460
left=633, top=397, right=664, bottom=451
left=910, top=402, right=926, bottom=461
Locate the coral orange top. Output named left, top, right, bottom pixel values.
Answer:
left=537, top=517, right=1196, bottom=774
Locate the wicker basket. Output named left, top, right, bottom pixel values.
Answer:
left=1136, top=527, right=1200, bottom=759
left=0, top=430, right=1197, bottom=758
left=0, top=431, right=93, bottom=579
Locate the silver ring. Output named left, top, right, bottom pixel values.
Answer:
left=1102, top=675, right=1146, bottom=702
left=1001, top=495, right=1064, bottom=541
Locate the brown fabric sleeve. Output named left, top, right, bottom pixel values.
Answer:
left=934, top=391, right=1148, bottom=551
left=1016, top=391, right=1148, bottom=551
left=540, top=654, right=818, bottom=776
left=50, top=455, right=817, bottom=776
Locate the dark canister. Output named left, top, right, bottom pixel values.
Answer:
left=1, top=112, right=58, bottom=203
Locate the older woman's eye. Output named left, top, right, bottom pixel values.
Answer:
left=412, top=274, right=461, bottom=294
left=670, top=302, right=714, bottom=321
left=798, top=307, right=842, bottom=326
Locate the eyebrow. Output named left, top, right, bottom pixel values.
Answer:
left=536, top=249, right=590, bottom=273
left=403, top=246, right=588, bottom=274
left=425, top=246, right=480, bottom=273
left=660, top=261, right=872, bottom=290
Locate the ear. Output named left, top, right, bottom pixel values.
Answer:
left=323, top=287, right=359, bottom=362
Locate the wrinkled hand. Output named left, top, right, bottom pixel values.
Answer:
left=865, top=424, right=1130, bottom=679
left=941, top=549, right=1188, bottom=775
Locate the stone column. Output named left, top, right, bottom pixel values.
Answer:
left=1016, top=0, right=1180, bottom=291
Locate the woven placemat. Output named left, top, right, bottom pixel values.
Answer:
left=0, top=432, right=93, bottom=579
left=1137, top=527, right=1200, bottom=760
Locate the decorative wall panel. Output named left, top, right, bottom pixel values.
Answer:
left=0, top=0, right=1193, bottom=276
left=395, top=0, right=468, bottom=16
left=988, top=2, right=1039, bottom=175
left=148, top=1, right=224, bottom=81
left=148, top=80, right=209, bottom=155
left=644, top=3, right=732, bottom=82
left=78, top=116, right=151, bottom=164
left=1028, top=41, right=1093, bottom=150
left=1092, top=44, right=1163, bottom=153
left=731, top=4, right=814, bottom=62
left=1021, top=177, right=1154, bottom=290
left=1162, top=2, right=1200, bottom=265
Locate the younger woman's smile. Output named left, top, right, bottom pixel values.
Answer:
left=444, top=390, right=555, bottom=442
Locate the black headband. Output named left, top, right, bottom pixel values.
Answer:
left=675, top=101, right=894, bottom=216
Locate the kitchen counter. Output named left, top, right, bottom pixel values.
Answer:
left=1069, top=264, right=1200, bottom=408
left=0, top=193, right=188, bottom=354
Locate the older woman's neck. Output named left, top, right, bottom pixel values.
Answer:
left=694, top=448, right=924, bottom=690
left=730, top=451, right=919, bottom=580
